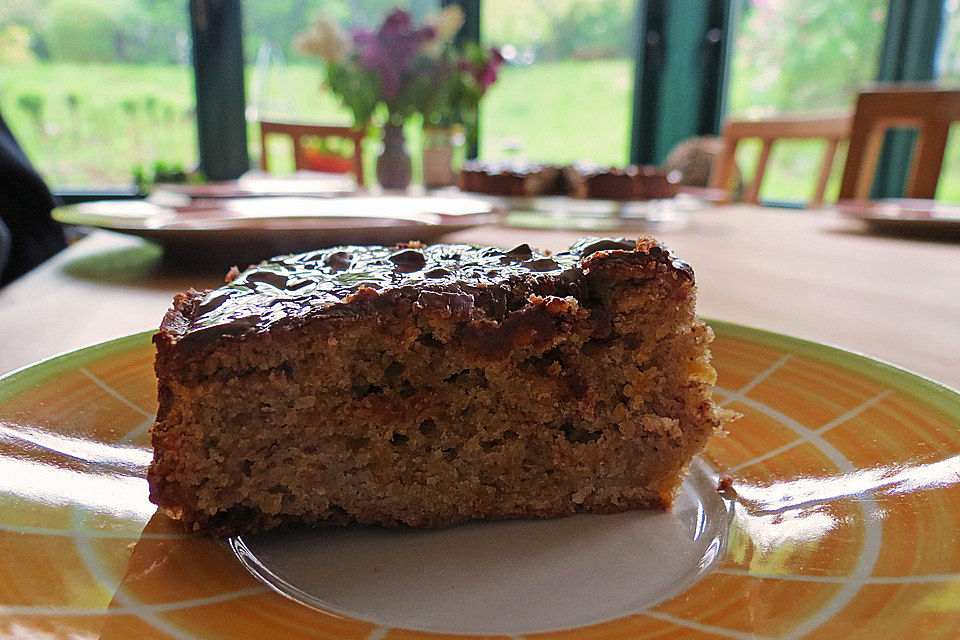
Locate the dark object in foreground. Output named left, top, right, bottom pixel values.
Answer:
left=149, top=238, right=723, bottom=536
left=0, top=112, right=65, bottom=285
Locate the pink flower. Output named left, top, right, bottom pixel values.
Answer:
left=459, top=48, right=505, bottom=93
left=476, top=47, right=505, bottom=91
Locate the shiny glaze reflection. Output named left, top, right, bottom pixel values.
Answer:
left=0, top=421, right=153, bottom=521
left=735, top=455, right=960, bottom=509
left=180, top=238, right=693, bottom=344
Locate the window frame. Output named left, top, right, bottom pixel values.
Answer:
left=870, top=0, right=947, bottom=198
left=190, top=0, right=248, bottom=182
left=630, top=0, right=736, bottom=165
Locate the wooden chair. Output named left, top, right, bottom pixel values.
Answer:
left=258, top=120, right=366, bottom=186
left=709, top=115, right=851, bottom=207
left=838, top=86, right=960, bottom=201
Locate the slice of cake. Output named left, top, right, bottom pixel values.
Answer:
left=457, top=160, right=563, bottom=197
left=148, top=238, right=724, bottom=536
left=635, top=166, right=682, bottom=200
left=562, top=164, right=681, bottom=201
left=564, top=164, right=639, bottom=200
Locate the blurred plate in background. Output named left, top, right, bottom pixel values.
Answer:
left=835, top=199, right=960, bottom=239
left=151, top=170, right=358, bottom=199
left=54, top=195, right=500, bottom=264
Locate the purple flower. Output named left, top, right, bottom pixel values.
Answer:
left=352, top=10, right=437, bottom=98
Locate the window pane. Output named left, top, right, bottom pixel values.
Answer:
left=0, top=1, right=197, bottom=188
left=725, top=1, right=887, bottom=203
left=479, top=0, right=636, bottom=166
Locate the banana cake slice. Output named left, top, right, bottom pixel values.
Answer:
left=148, top=238, right=724, bottom=535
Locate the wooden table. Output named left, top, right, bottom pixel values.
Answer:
left=1, top=205, right=958, bottom=389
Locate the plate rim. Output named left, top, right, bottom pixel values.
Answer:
left=52, top=196, right=499, bottom=235
left=0, top=330, right=152, bottom=404
left=2, top=320, right=958, bottom=423
left=707, top=318, right=960, bottom=419
left=832, top=199, right=960, bottom=225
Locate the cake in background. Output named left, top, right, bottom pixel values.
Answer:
left=459, top=161, right=680, bottom=200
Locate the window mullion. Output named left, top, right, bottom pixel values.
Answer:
left=190, top=0, right=249, bottom=181
left=630, top=0, right=733, bottom=166
left=871, top=0, right=945, bottom=198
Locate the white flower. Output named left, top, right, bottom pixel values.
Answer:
left=294, top=13, right=351, bottom=63
left=432, top=5, right=465, bottom=42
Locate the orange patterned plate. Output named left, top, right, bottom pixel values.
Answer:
left=2, top=321, right=960, bottom=639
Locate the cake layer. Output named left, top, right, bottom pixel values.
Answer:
left=148, top=238, right=722, bottom=535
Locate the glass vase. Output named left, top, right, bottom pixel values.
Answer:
left=422, top=127, right=460, bottom=189
left=376, top=123, right=412, bottom=190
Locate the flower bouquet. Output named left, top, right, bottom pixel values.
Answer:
left=295, top=7, right=503, bottom=189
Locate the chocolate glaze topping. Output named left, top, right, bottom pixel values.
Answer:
left=176, top=238, right=692, bottom=346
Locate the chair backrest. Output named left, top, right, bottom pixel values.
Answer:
left=838, top=86, right=960, bottom=201
left=709, top=114, right=851, bottom=207
left=258, top=120, right=366, bottom=186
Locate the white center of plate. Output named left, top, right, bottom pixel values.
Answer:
left=231, top=459, right=731, bottom=634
